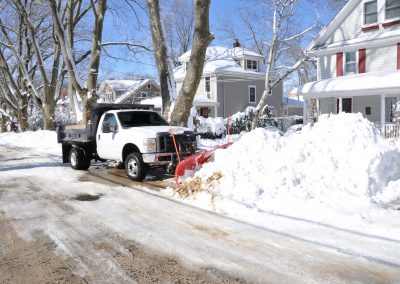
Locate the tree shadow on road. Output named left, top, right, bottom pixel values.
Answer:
left=0, top=162, right=67, bottom=172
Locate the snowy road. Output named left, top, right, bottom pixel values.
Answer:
left=1, top=144, right=400, bottom=283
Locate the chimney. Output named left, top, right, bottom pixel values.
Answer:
left=233, top=38, right=241, bottom=48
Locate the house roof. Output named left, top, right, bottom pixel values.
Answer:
left=307, top=0, right=400, bottom=55
left=178, top=46, right=263, bottom=62
left=98, top=79, right=144, bottom=94
left=307, top=0, right=358, bottom=52
left=114, top=79, right=160, bottom=103
left=175, top=46, right=266, bottom=80
left=140, top=96, right=219, bottom=108
left=283, top=97, right=303, bottom=108
left=293, top=70, right=400, bottom=99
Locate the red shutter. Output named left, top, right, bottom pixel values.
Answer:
left=336, top=52, right=343, bottom=76
left=359, top=49, right=366, bottom=73
left=397, top=43, right=400, bottom=70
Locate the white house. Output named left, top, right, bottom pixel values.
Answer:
left=294, top=0, right=400, bottom=135
left=97, top=79, right=160, bottom=104
left=174, top=41, right=284, bottom=118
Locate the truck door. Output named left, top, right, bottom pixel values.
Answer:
left=96, top=113, right=119, bottom=160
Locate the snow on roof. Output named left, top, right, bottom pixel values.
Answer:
left=178, top=46, right=263, bottom=62
left=139, top=96, right=219, bottom=108
left=295, top=70, right=400, bottom=98
left=175, top=46, right=266, bottom=80
left=310, top=29, right=400, bottom=54
left=283, top=97, right=303, bottom=108
left=114, top=79, right=159, bottom=103
left=100, top=79, right=143, bottom=92
left=140, top=96, right=162, bottom=108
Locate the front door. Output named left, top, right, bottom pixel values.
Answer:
left=336, top=98, right=352, bottom=113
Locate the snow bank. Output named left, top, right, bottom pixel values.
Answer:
left=0, top=130, right=59, bottom=154
left=183, top=113, right=400, bottom=216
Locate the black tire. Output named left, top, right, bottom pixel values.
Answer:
left=125, top=153, right=147, bottom=181
left=69, top=148, right=90, bottom=170
left=82, top=150, right=92, bottom=170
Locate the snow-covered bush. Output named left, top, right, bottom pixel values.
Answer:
left=195, top=106, right=293, bottom=139
left=55, top=104, right=76, bottom=126
left=28, top=105, right=44, bottom=131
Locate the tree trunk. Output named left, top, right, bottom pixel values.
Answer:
left=43, top=85, right=56, bottom=130
left=170, top=0, right=214, bottom=126
left=48, top=0, right=107, bottom=125
left=86, top=0, right=107, bottom=121
left=0, top=115, right=7, bottom=132
left=147, top=0, right=173, bottom=119
left=15, top=103, right=28, bottom=132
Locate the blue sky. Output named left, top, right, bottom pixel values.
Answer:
left=98, top=0, right=337, bottom=80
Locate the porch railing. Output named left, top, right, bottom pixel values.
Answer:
left=385, top=124, right=400, bottom=139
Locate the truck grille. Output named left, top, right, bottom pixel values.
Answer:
left=157, top=132, right=197, bottom=154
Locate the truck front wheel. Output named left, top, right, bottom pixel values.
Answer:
left=125, top=153, right=147, bottom=181
left=69, top=148, right=90, bottom=170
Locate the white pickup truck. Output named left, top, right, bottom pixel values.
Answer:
left=57, top=104, right=198, bottom=181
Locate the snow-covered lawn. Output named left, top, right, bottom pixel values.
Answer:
left=1, top=112, right=400, bottom=279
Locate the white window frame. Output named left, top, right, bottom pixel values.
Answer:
left=249, top=85, right=256, bottom=103
left=385, top=0, right=400, bottom=20
left=363, top=0, right=378, bottom=25
left=344, top=51, right=358, bottom=75
left=246, top=59, right=258, bottom=71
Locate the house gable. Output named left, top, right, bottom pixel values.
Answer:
left=309, top=0, right=400, bottom=56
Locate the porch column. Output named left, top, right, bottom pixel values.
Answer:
left=381, top=94, right=386, bottom=136
left=214, top=105, right=218, bottom=118
left=316, top=99, right=320, bottom=120
left=303, top=99, right=308, bottom=125
left=338, top=97, right=343, bottom=113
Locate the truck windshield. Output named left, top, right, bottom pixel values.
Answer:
left=117, top=111, right=169, bottom=127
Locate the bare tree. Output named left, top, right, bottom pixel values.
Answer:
left=48, top=0, right=107, bottom=125
left=147, top=0, right=213, bottom=126
left=12, top=0, right=63, bottom=130
left=251, top=0, right=320, bottom=129
left=147, top=0, right=175, bottom=119
left=170, top=0, right=214, bottom=126
left=162, top=0, right=194, bottom=65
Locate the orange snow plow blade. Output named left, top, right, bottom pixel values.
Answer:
left=174, top=142, right=233, bottom=185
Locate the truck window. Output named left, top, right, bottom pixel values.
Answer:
left=117, top=111, right=169, bottom=127
left=102, top=113, right=118, bottom=132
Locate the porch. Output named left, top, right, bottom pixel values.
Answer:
left=294, top=70, right=400, bottom=138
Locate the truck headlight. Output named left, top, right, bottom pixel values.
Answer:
left=143, top=138, right=157, bottom=152
left=196, top=135, right=200, bottom=148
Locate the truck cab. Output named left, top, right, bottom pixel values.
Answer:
left=58, top=104, right=198, bottom=181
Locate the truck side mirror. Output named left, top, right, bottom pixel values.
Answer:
left=109, top=124, right=118, bottom=133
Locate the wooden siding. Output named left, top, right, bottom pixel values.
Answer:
left=366, top=45, right=397, bottom=72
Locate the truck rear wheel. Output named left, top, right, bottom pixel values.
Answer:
left=69, top=148, right=91, bottom=170
left=125, top=153, right=147, bottom=181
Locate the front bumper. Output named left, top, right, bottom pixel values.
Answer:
left=142, top=151, right=194, bottom=165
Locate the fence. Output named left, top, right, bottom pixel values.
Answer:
left=385, top=124, right=400, bottom=139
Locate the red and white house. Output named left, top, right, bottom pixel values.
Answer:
left=295, top=0, right=400, bottom=136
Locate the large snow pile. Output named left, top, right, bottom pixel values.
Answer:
left=183, top=113, right=400, bottom=216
